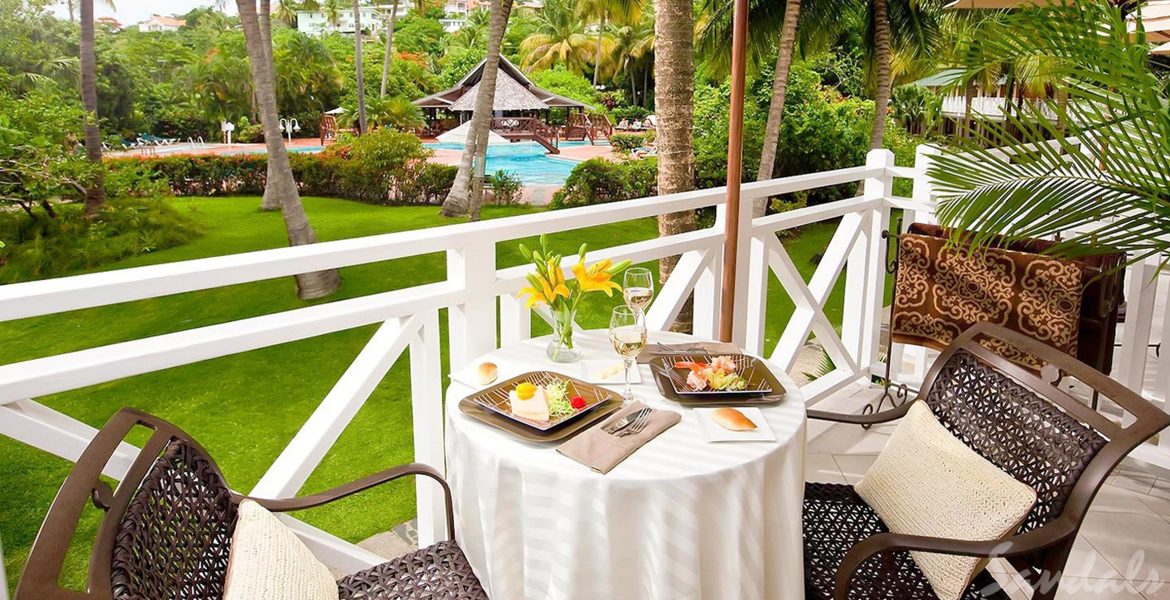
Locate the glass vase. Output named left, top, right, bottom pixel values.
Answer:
left=546, top=307, right=581, bottom=363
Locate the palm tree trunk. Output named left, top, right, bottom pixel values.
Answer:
left=236, top=0, right=341, bottom=299
left=80, top=0, right=104, bottom=217
left=654, top=0, right=696, bottom=332
left=868, top=0, right=892, bottom=151
left=630, top=60, right=637, bottom=104
left=260, top=0, right=281, bottom=211
left=380, top=0, right=400, bottom=97
left=645, top=64, right=655, bottom=108
left=355, top=0, right=368, bottom=133
left=593, top=14, right=606, bottom=87
left=753, top=0, right=802, bottom=218
left=441, top=0, right=514, bottom=220
left=68, top=0, right=75, bottom=22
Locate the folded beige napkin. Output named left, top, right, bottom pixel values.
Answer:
left=636, top=341, right=741, bottom=364
left=557, top=401, right=681, bottom=474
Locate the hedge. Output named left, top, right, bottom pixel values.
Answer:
left=104, top=130, right=459, bottom=205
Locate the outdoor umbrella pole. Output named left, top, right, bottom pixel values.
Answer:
left=719, top=0, right=751, bottom=343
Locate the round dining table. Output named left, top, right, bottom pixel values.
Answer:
left=444, top=330, right=808, bottom=600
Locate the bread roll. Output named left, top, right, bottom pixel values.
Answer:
left=711, top=407, right=757, bottom=431
left=477, top=362, right=498, bottom=385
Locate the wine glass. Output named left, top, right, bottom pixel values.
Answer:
left=623, top=267, right=655, bottom=316
left=610, top=306, right=647, bottom=403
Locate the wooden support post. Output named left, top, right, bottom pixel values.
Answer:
left=719, top=0, right=750, bottom=344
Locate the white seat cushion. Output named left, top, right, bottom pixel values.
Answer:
left=856, top=402, right=1037, bottom=600
left=224, top=500, right=339, bottom=600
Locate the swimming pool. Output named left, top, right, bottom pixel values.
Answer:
left=424, top=141, right=587, bottom=185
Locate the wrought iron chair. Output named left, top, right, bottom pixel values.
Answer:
left=804, top=323, right=1170, bottom=600
left=16, top=408, right=488, bottom=600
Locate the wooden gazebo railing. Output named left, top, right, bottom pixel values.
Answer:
left=490, top=117, right=560, bottom=153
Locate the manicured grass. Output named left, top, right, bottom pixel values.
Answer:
left=0, top=196, right=844, bottom=593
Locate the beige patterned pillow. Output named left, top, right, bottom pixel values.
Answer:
left=224, top=500, right=339, bottom=600
left=856, top=402, right=1037, bottom=600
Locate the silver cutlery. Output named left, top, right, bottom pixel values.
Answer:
left=604, top=408, right=650, bottom=435
left=617, top=409, right=652, bottom=437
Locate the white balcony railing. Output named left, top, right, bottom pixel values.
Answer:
left=0, top=147, right=1166, bottom=573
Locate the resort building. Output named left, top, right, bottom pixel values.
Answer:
left=136, top=15, right=185, bottom=33
left=297, top=0, right=477, bottom=36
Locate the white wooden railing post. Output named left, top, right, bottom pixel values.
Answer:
left=447, top=243, right=497, bottom=371
left=727, top=190, right=757, bottom=348
left=411, top=309, right=446, bottom=547
left=889, top=144, right=941, bottom=382
left=843, top=150, right=894, bottom=373
left=499, top=293, right=532, bottom=345
left=1119, top=257, right=1159, bottom=395
left=743, top=231, right=770, bottom=356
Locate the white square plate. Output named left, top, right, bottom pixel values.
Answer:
left=695, top=407, right=777, bottom=443
left=579, top=359, right=642, bottom=385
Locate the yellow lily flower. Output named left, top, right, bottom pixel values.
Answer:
left=518, top=285, right=548, bottom=309
left=543, top=259, right=570, bottom=302
left=573, top=258, right=623, bottom=296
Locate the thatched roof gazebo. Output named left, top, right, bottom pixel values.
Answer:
left=414, top=56, right=591, bottom=144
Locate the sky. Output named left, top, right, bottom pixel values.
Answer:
left=49, top=0, right=236, bottom=26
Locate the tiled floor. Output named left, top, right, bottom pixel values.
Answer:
left=807, top=385, right=1170, bottom=600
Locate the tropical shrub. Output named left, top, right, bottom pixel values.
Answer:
left=551, top=158, right=657, bottom=208
left=0, top=198, right=204, bottom=282
left=487, top=170, right=522, bottom=205
left=609, top=133, right=648, bottom=153
left=891, top=85, right=942, bottom=135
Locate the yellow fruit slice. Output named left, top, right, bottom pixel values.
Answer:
left=515, top=382, right=537, bottom=400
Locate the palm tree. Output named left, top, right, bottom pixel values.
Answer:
left=863, top=0, right=942, bottom=150
left=868, top=0, right=893, bottom=151
left=79, top=0, right=104, bottom=216
left=931, top=0, right=1170, bottom=266
left=235, top=0, right=342, bottom=299
left=441, top=0, right=515, bottom=220
left=64, top=0, right=115, bottom=23
left=274, top=0, right=301, bottom=26
left=448, top=7, right=490, bottom=50
left=607, top=16, right=654, bottom=102
left=380, top=0, right=401, bottom=97
left=519, top=0, right=595, bottom=73
left=698, top=0, right=844, bottom=216
left=654, top=0, right=696, bottom=331
left=369, top=96, right=426, bottom=129
left=323, top=0, right=345, bottom=30
left=354, top=0, right=368, bottom=133
left=576, top=0, right=642, bottom=86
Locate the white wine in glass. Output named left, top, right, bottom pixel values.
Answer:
left=623, top=267, right=655, bottom=314
left=610, top=306, right=647, bottom=403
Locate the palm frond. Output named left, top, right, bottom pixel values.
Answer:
left=930, top=0, right=1170, bottom=266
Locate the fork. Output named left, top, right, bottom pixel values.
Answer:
left=618, top=409, right=653, bottom=437
left=604, top=407, right=650, bottom=435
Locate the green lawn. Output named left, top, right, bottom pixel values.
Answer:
left=0, top=196, right=845, bottom=593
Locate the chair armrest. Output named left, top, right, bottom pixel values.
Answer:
left=239, top=463, right=455, bottom=540
left=833, top=518, right=1078, bottom=600
left=807, top=402, right=912, bottom=426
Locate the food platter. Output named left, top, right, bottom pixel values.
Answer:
left=458, top=369, right=627, bottom=439
left=650, top=354, right=787, bottom=406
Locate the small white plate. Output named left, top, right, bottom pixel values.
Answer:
left=695, top=407, right=777, bottom=443
left=580, top=359, right=642, bottom=385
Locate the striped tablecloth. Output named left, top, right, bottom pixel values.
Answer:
left=445, top=331, right=808, bottom=600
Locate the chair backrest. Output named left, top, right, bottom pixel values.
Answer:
left=919, top=324, right=1170, bottom=536
left=110, top=440, right=237, bottom=600
left=16, top=409, right=239, bottom=600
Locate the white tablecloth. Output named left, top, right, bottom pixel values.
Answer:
left=445, top=331, right=808, bottom=600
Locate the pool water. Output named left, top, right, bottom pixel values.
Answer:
left=424, top=141, right=589, bottom=185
